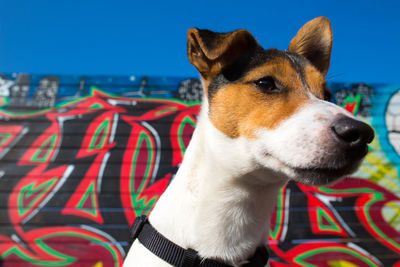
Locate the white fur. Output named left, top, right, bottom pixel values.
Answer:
left=252, top=99, right=363, bottom=184
left=124, top=94, right=363, bottom=266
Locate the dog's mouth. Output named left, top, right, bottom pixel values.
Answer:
left=290, top=161, right=362, bottom=186
left=260, top=152, right=363, bottom=186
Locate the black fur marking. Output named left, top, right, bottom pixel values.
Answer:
left=207, top=48, right=285, bottom=102
left=207, top=48, right=325, bottom=103
left=208, top=74, right=229, bottom=101
left=283, top=51, right=310, bottom=89
left=323, top=86, right=332, bottom=102
left=284, top=51, right=331, bottom=100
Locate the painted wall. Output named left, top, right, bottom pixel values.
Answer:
left=0, top=73, right=399, bottom=266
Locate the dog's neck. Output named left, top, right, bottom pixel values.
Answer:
left=149, top=99, right=287, bottom=265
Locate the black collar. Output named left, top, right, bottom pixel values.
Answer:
left=129, top=215, right=269, bottom=267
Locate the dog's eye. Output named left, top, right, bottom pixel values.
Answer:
left=254, top=77, right=281, bottom=94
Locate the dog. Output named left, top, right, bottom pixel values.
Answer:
left=123, top=17, right=374, bottom=267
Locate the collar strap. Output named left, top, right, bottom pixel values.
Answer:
left=130, top=215, right=269, bottom=267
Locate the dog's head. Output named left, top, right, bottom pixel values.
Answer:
left=187, top=17, right=374, bottom=186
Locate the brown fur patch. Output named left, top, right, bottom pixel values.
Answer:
left=209, top=58, right=309, bottom=138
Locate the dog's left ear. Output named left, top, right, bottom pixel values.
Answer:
left=187, top=28, right=258, bottom=79
left=289, top=17, right=332, bottom=76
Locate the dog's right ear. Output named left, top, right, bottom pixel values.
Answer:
left=289, top=17, right=332, bottom=76
left=187, top=28, right=257, bottom=79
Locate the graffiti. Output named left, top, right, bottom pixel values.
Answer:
left=0, top=75, right=13, bottom=97
left=333, top=83, right=374, bottom=116
left=0, top=74, right=60, bottom=110
left=0, top=74, right=399, bottom=266
left=269, top=179, right=400, bottom=266
left=0, top=82, right=199, bottom=266
left=8, top=74, right=30, bottom=108
left=174, top=78, right=203, bottom=102
left=386, top=90, right=400, bottom=156
left=31, top=76, right=59, bottom=109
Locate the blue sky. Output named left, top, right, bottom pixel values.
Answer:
left=0, top=0, right=399, bottom=83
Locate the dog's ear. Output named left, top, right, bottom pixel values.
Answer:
left=187, top=28, right=257, bottom=79
left=289, top=17, right=332, bottom=76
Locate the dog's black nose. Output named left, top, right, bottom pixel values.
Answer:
left=331, top=116, right=374, bottom=157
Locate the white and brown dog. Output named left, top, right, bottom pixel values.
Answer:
left=124, top=17, right=374, bottom=266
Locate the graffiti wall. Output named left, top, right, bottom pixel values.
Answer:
left=0, top=73, right=398, bottom=266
